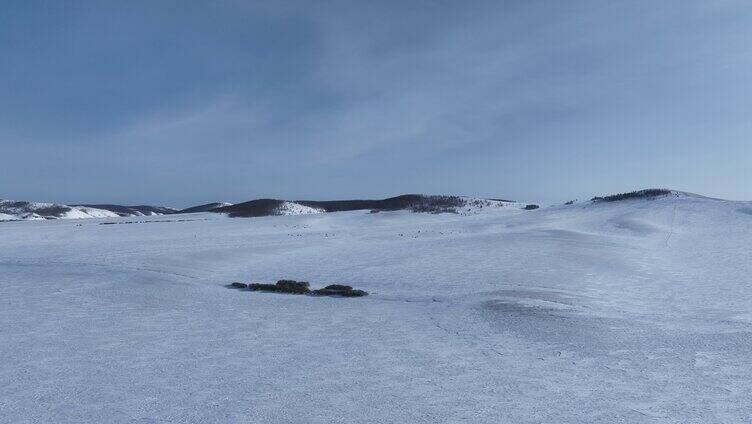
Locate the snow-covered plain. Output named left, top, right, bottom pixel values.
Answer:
left=1, top=193, right=751, bottom=423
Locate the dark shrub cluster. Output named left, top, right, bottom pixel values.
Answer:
left=411, top=205, right=460, bottom=214
left=325, top=284, right=352, bottom=291
left=214, top=199, right=286, bottom=218
left=248, top=280, right=311, bottom=294
left=524, top=204, right=539, bottom=210
left=234, top=280, right=368, bottom=297
left=248, top=283, right=279, bottom=291
left=409, top=196, right=464, bottom=214
left=276, top=280, right=311, bottom=294
left=312, top=284, right=368, bottom=297
left=591, top=189, right=671, bottom=202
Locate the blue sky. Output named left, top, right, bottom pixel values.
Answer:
left=1, top=1, right=751, bottom=207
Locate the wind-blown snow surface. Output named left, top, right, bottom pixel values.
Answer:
left=1, top=193, right=751, bottom=423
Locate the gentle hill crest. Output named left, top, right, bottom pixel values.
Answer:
left=212, top=195, right=523, bottom=217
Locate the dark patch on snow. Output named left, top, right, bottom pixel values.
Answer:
left=241, top=280, right=368, bottom=297
left=324, top=284, right=353, bottom=291
left=30, top=205, right=71, bottom=217
left=248, top=283, right=280, bottom=292
left=591, top=189, right=671, bottom=202
left=300, top=194, right=464, bottom=213
left=524, top=204, right=540, bottom=210
left=276, top=280, right=311, bottom=293
left=311, top=288, right=368, bottom=297
left=487, top=198, right=514, bottom=202
left=248, top=280, right=310, bottom=294
left=311, top=283, right=368, bottom=297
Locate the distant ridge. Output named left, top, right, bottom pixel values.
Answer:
left=212, top=195, right=516, bottom=218
left=75, top=204, right=178, bottom=216
left=177, top=202, right=233, bottom=214
left=8, top=188, right=730, bottom=223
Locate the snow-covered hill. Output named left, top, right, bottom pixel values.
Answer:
left=74, top=204, right=179, bottom=217
left=455, top=196, right=529, bottom=214
left=0, top=200, right=178, bottom=221
left=1, top=190, right=751, bottom=422
left=0, top=200, right=121, bottom=221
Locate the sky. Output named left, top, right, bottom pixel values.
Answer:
left=1, top=0, right=751, bottom=207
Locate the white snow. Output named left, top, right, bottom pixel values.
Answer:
left=62, top=206, right=121, bottom=219
left=1, top=193, right=751, bottom=423
left=0, top=212, right=16, bottom=221
left=276, top=201, right=325, bottom=215
left=457, top=196, right=528, bottom=214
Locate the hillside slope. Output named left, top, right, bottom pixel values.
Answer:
left=0, top=200, right=120, bottom=221
left=177, top=202, right=233, bottom=214
left=0, top=200, right=178, bottom=221
left=75, top=204, right=178, bottom=216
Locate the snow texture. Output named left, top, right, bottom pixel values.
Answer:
left=276, top=201, right=325, bottom=215
left=1, top=192, right=751, bottom=423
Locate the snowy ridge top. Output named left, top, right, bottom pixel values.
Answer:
left=588, top=188, right=748, bottom=203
